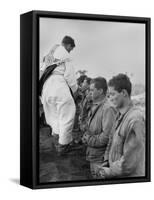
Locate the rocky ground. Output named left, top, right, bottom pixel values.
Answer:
left=39, top=127, right=92, bottom=183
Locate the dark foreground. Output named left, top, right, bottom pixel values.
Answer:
left=39, top=127, right=92, bottom=183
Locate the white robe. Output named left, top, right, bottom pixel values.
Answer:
left=41, top=45, right=78, bottom=145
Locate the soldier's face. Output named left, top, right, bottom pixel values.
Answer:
left=108, top=86, right=124, bottom=108
left=65, top=44, right=74, bottom=53
left=82, top=80, right=88, bottom=88
left=90, top=83, right=102, bottom=101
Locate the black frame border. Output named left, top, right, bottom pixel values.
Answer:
left=20, top=10, right=151, bottom=189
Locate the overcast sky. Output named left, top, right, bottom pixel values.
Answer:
left=40, top=17, right=145, bottom=85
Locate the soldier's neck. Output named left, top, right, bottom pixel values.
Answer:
left=119, top=98, right=132, bottom=115
left=93, top=95, right=106, bottom=104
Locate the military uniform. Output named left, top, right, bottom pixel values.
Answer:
left=82, top=98, right=117, bottom=177
left=96, top=102, right=145, bottom=178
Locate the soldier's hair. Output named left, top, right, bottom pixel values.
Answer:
left=92, top=77, right=108, bottom=95
left=77, top=75, right=87, bottom=86
left=85, top=77, right=92, bottom=85
left=108, top=73, right=132, bottom=96
left=62, top=36, right=75, bottom=48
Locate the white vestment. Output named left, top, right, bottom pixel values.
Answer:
left=41, top=45, right=78, bottom=145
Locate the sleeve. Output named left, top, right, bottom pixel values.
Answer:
left=53, top=45, right=70, bottom=61
left=103, top=131, right=114, bottom=161
left=86, top=107, right=116, bottom=147
left=64, top=61, right=78, bottom=93
left=103, top=119, right=145, bottom=178
left=40, top=44, right=60, bottom=74
left=53, top=46, right=78, bottom=93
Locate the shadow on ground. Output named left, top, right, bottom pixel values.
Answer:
left=39, top=127, right=92, bottom=183
left=10, top=178, right=20, bottom=185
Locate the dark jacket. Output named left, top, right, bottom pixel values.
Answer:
left=85, top=99, right=117, bottom=162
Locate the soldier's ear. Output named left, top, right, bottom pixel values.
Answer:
left=121, top=89, right=128, bottom=97
left=99, top=88, right=104, bottom=95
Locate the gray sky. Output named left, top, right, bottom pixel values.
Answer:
left=40, top=18, right=145, bottom=84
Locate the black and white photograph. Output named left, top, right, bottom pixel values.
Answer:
left=1, top=0, right=154, bottom=197
left=38, top=14, right=150, bottom=185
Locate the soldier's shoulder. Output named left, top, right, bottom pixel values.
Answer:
left=127, top=105, right=144, bottom=123
left=103, top=99, right=117, bottom=113
left=54, top=45, right=69, bottom=59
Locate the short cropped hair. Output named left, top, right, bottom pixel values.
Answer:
left=77, top=75, right=87, bottom=86
left=62, top=36, right=75, bottom=48
left=85, top=77, right=92, bottom=85
left=92, top=77, right=108, bottom=95
left=108, top=73, right=132, bottom=96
